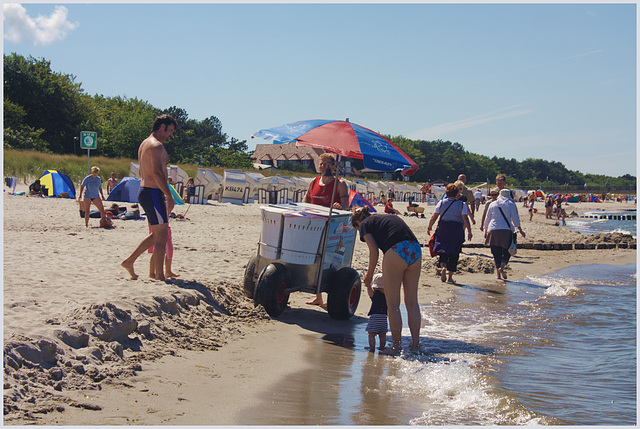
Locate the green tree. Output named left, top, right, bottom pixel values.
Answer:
left=3, top=53, right=89, bottom=153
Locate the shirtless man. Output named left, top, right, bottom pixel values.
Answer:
left=121, top=114, right=177, bottom=280
left=106, top=172, right=119, bottom=194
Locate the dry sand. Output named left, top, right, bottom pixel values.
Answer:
left=3, top=183, right=636, bottom=425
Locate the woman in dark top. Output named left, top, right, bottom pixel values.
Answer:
left=351, top=207, right=422, bottom=355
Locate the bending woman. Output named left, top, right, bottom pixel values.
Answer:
left=351, top=207, right=422, bottom=355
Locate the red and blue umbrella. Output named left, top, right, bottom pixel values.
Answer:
left=252, top=119, right=418, bottom=176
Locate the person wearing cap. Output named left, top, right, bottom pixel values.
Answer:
left=365, top=273, right=388, bottom=352
left=483, top=189, right=526, bottom=280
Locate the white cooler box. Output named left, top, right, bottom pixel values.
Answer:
left=280, top=212, right=326, bottom=265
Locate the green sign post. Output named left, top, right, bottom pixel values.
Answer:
left=80, top=131, right=97, bottom=173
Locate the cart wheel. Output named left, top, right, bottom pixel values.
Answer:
left=327, top=267, right=361, bottom=320
left=243, top=254, right=259, bottom=299
left=254, top=263, right=291, bottom=318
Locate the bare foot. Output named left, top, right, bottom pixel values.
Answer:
left=380, top=347, right=401, bottom=356
left=121, top=260, right=138, bottom=280
left=501, top=270, right=508, bottom=280
left=306, top=298, right=324, bottom=306
left=166, top=272, right=180, bottom=278
left=440, top=269, right=447, bottom=282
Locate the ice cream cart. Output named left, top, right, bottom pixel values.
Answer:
left=243, top=202, right=361, bottom=320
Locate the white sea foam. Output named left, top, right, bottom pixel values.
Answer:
left=525, top=274, right=581, bottom=297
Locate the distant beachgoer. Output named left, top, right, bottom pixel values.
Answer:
left=495, top=174, right=515, bottom=200
left=121, top=114, right=177, bottom=281
left=184, top=177, right=196, bottom=203
left=384, top=198, right=401, bottom=215
left=457, top=174, right=476, bottom=223
left=29, top=179, right=44, bottom=197
left=528, top=192, right=536, bottom=221
left=78, top=166, right=106, bottom=227
left=107, top=172, right=118, bottom=195
left=351, top=206, right=422, bottom=355
left=474, top=189, right=482, bottom=211
left=427, top=183, right=472, bottom=283
left=480, top=187, right=500, bottom=231
left=421, top=183, right=430, bottom=203
left=545, top=194, right=554, bottom=219
left=484, top=189, right=526, bottom=280
left=365, top=273, right=388, bottom=352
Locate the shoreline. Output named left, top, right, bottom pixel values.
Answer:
left=3, top=184, right=636, bottom=424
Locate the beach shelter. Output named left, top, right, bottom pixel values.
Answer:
left=348, top=189, right=376, bottom=212
left=38, top=170, right=75, bottom=198
left=107, top=177, right=184, bottom=205
left=107, top=176, right=140, bottom=203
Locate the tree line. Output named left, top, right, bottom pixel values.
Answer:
left=388, top=137, right=636, bottom=191
left=4, top=53, right=636, bottom=191
left=3, top=53, right=252, bottom=169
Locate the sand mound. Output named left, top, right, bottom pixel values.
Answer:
left=3, top=279, right=267, bottom=421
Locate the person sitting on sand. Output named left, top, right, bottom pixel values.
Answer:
left=29, top=179, right=44, bottom=196
left=365, top=273, right=388, bottom=352
left=99, top=214, right=115, bottom=229
left=384, top=198, right=401, bottom=215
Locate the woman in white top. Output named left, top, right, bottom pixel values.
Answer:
left=483, top=189, right=526, bottom=280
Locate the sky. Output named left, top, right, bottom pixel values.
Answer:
left=3, top=1, right=637, bottom=177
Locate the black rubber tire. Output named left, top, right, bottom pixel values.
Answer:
left=242, top=254, right=259, bottom=299
left=327, top=267, right=361, bottom=320
left=254, top=263, right=291, bottom=318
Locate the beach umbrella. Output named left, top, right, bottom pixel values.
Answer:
left=252, top=119, right=418, bottom=176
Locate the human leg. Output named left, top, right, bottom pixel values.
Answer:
left=438, top=254, right=448, bottom=282
left=93, top=197, right=106, bottom=217
left=445, top=252, right=459, bottom=283
left=122, top=231, right=157, bottom=280
left=83, top=197, right=91, bottom=227
left=378, top=332, right=387, bottom=350
left=402, top=257, right=422, bottom=349
left=149, top=223, right=169, bottom=281
left=490, top=245, right=503, bottom=279
left=164, top=226, right=179, bottom=278
left=381, top=250, right=406, bottom=353
left=366, top=332, right=376, bottom=351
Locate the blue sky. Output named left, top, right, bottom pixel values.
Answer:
left=3, top=2, right=637, bottom=177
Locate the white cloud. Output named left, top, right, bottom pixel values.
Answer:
left=408, top=105, right=533, bottom=140
left=3, top=4, right=78, bottom=46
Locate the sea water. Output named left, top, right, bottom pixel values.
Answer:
left=406, top=263, right=636, bottom=425
left=249, top=263, right=636, bottom=425
left=566, top=208, right=636, bottom=238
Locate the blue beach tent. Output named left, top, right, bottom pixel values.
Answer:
left=107, top=176, right=140, bottom=203
left=38, top=170, right=75, bottom=198
left=107, top=177, right=184, bottom=205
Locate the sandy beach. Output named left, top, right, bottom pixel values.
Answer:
left=3, top=183, right=636, bottom=425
